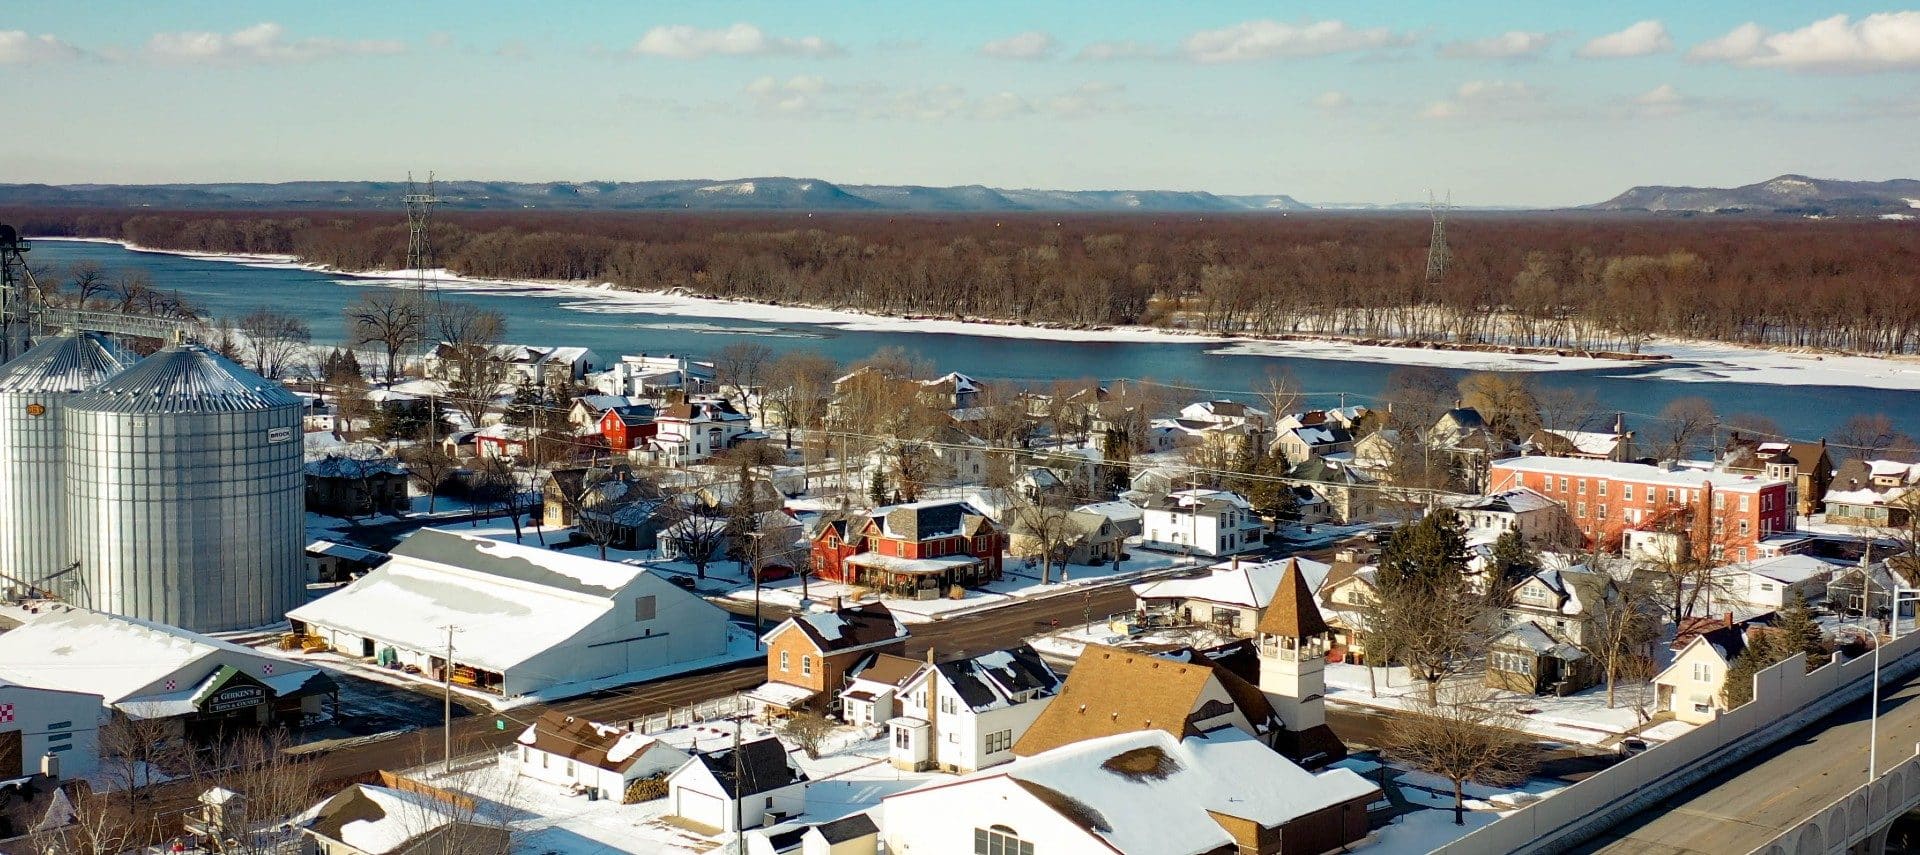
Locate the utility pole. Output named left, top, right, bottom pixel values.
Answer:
left=732, top=719, right=744, bottom=855
left=440, top=624, right=460, bottom=775
left=404, top=171, right=441, bottom=297
left=1424, top=189, right=1451, bottom=286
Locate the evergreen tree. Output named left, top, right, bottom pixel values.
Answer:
left=868, top=467, right=890, bottom=507
left=1723, top=632, right=1779, bottom=708
left=1489, top=530, right=1538, bottom=593
left=1774, top=593, right=1829, bottom=671
left=1370, top=508, right=1485, bottom=701
left=503, top=377, right=542, bottom=428
left=1238, top=446, right=1298, bottom=529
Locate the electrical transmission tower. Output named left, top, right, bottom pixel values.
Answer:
left=1425, top=190, right=1452, bottom=284
left=404, top=171, right=440, bottom=294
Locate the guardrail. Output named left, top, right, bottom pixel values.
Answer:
left=1745, top=751, right=1920, bottom=854
left=1431, top=628, right=1920, bottom=854
left=632, top=693, right=749, bottom=734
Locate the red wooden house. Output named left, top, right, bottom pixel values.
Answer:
left=598, top=405, right=657, bottom=453
left=810, top=500, right=1005, bottom=600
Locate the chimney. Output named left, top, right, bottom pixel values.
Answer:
left=1614, top=413, right=1626, bottom=435
left=1724, top=611, right=1734, bottom=628
left=831, top=595, right=843, bottom=612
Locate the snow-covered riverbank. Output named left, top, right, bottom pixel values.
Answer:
left=45, top=236, right=1920, bottom=389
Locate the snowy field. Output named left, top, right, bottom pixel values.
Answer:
left=54, top=237, right=1920, bottom=390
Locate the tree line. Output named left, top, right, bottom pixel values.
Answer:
left=12, top=207, right=1920, bottom=354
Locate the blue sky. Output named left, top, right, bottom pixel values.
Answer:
left=3, top=2, right=1917, bottom=205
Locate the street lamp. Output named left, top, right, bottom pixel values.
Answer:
left=1866, top=569, right=1918, bottom=781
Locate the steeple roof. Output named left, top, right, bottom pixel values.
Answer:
left=1257, top=558, right=1331, bottom=639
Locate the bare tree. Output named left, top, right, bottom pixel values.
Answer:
left=1257, top=367, right=1302, bottom=425
left=399, top=445, right=458, bottom=513
left=1387, top=684, right=1538, bottom=826
left=434, top=301, right=509, bottom=428
left=763, top=349, right=840, bottom=461
left=1008, top=490, right=1082, bottom=585
left=238, top=308, right=313, bottom=379
left=660, top=502, right=732, bottom=578
left=180, top=730, right=323, bottom=855
left=1363, top=510, right=1492, bottom=702
left=1456, top=372, right=1539, bottom=445
left=471, top=458, right=533, bottom=543
left=715, top=341, right=775, bottom=424
left=1579, top=560, right=1663, bottom=709
left=65, top=261, right=110, bottom=308
left=1652, top=397, right=1719, bottom=461
left=345, top=291, right=429, bottom=381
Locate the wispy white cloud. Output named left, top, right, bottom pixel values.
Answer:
left=1689, top=13, right=1920, bottom=72
left=1314, top=90, right=1353, bottom=110
left=1632, top=83, right=1688, bottom=117
left=1422, top=80, right=1544, bottom=120
left=1180, top=19, right=1417, bottom=63
left=980, top=31, right=1057, bottom=60
left=1440, top=31, right=1554, bottom=60
left=744, top=75, right=829, bottom=114
left=631, top=23, right=842, bottom=59
left=144, top=22, right=404, bottom=64
left=854, top=81, right=1128, bottom=121
left=1577, top=20, right=1672, bottom=59
left=0, top=30, right=82, bottom=64
left=1074, top=40, right=1165, bottom=61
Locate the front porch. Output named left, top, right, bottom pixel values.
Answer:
left=842, top=553, right=987, bottom=600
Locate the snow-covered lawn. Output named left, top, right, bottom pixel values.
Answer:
left=1323, top=664, right=1689, bottom=747
left=412, top=721, right=945, bottom=855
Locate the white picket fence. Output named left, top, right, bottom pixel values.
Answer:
left=633, top=693, right=750, bottom=734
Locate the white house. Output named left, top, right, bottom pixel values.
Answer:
left=880, top=728, right=1377, bottom=855
left=1179, top=400, right=1272, bottom=432
left=644, top=399, right=758, bottom=466
left=289, top=528, right=731, bottom=699
left=886, top=645, right=1063, bottom=774
left=1132, top=556, right=1334, bottom=637
left=1138, top=489, right=1265, bottom=557
left=0, top=607, right=334, bottom=742
left=424, top=342, right=603, bottom=385
left=1451, top=487, right=1573, bottom=547
left=1652, top=616, right=1767, bottom=725
left=839, top=654, right=923, bottom=730
left=666, top=736, right=809, bottom=834
left=0, top=680, right=102, bottom=780
left=1709, top=554, right=1838, bottom=614
left=511, top=710, right=691, bottom=801
left=590, top=354, right=718, bottom=398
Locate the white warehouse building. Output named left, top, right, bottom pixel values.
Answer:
left=0, top=679, right=102, bottom=780
left=289, top=529, right=732, bottom=699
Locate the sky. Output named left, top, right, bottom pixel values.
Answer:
left=3, top=2, right=1919, bottom=206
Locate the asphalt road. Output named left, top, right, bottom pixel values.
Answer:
left=1576, top=662, right=1920, bottom=854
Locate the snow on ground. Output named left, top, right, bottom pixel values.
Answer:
left=53, top=237, right=1920, bottom=390
left=413, top=721, right=943, bottom=855
left=1359, top=806, right=1501, bottom=854
left=1323, top=664, right=1685, bottom=747
left=1028, top=620, right=1242, bottom=663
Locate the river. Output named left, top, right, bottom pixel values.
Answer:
left=25, top=239, right=1918, bottom=442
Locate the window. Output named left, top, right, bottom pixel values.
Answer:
left=635, top=595, right=656, bottom=621
left=1623, top=484, right=1634, bottom=501
left=1714, top=493, right=1726, bottom=510
left=802, top=656, right=814, bottom=677
left=780, top=651, right=790, bottom=672
left=1577, top=480, right=1586, bottom=495
left=1597, top=505, right=1608, bottom=520
left=765, top=796, right=775, bottom=809
left=975, top=826, right=1035, bottom=855
left=1666, top=489, right=1677, bottom=504
left=1598, top=481, right=1608, bottom=497
left=565, top=759, right=575, bottom=775
left=985, top=729, right=1014, bottom=753
left=941, top=695, right=958, bottom=715
left=1576, top=502, right=1586, bottom=518
left=895, top=727, right=912, bottom=750
left=1559, top=477, right=1568, bottom=492
left=46, top=720, right=70, bottom=730
left=1491, top=651, right=1534, bottom=675
left=1740, top=495, right=1750, bottom=512
left=1693, top=662, right=1712, bottom=682
left=1739, top=520, right=1750, bottom=536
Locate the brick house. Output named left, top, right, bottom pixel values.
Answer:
left=597, top=404, right=657, bottom=453
left=1489, top=457, right=1795, bottom=562
left=1723, top=433, right=1834, bottom=516
left=808, top=500, right=1006, bottom=599
left=747, top=603, right=909, bottom=716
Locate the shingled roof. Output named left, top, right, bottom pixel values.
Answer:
left=1013, top=645, right=1278, bottom=758
left=776, top=603, right=909, bottom=654
left=690, top=736, right=805, bottom=799
left=1257, top=559, right=1331, bottom=639
left=516, top=710, right=681, bottom=775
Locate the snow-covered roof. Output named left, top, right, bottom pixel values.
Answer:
left=1494, top=622, right=1585, bottom=660
left=1493, top=456, right=1788, bottom=493
left=888, top=728, right=1374, bottom=854
left=306, top=785, right=460, bottom=855
left=306, top=539, right=389, bottom=565
left=918, top=645, right=1061, bottom=714
left=1155, top=489, right=1252, bottom=512
left=1869, top=460, right=1920, bottom=481
left=1544, top=428, right=1625, bottom=456
left=1715, top=553, right=1839, bottom=586
left=0, top=607, right=322, bottom=708
left=1075, top=500, right=1143, bottom=523
left=288, top=529, right=672, bottom=674
left=1454, top=487, right=1560, bottom=516
left=843, top=553, right=981, bottom=575
left=1133, top=557, right=1334, bottom=609
left=745, top=681, right=820, bottom=708
left=1827, top=487, right=1908, bottom=507
left=304, top=454, right=406, bottom=479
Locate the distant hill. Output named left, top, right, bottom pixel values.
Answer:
left=1589, top=174, right=1920, bottom=216
left=0, top=177, right=1316, bottom=213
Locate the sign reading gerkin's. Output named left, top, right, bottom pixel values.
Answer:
left=203, top=683, right=266, bottom=714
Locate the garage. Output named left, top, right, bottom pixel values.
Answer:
left=674, top=787, right=725, bottom=832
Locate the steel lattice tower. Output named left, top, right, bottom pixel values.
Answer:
left=1425, top=190, right=1451, bottom=284
left=403, top=171, right=440, bottom=294
left=0, top=225, right=41, bottom=363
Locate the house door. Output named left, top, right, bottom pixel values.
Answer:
left=676, top=788, right=727, bottom=831
left=0, top=731, right=20, bottom=776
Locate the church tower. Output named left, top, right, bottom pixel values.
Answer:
left=1256, top=558, right=1344, bottom=765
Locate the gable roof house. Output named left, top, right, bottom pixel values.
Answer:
left=288, top=528, right=730, bottom=699
left=1014, top=644, right=1284, bottom=758
left=642, top=399, right=759, bottom=466
left=883, top=728, right=1378, bottom=855
left=512, top=710, right=691, bottom=801
left=1287, top=457, right=1377, bottom=525
left=1007, top=507, right=1124, bottom=568
left=887, top=645, right=1065, bottom=774
left=301, top=783, right=508, bottom=855
left=665, top=736, right=810, bottom=834
left=751, top=603, right=910, bottom=716
left=1723, top=433, right=1835, bottom=516
left=1486, top=564, right=1617, bottom=696
left=1522, top=415, right=1635, bottom=463
left=1138, top=490, right=1265, bottom=557
left=1653, top=613, right=1776, bottom=725
left=1708, top=553, right=1838, bottom=615
left=1132, top=557, right=1335, bottom=638
left=810, top=500, right=1006, bottom=599
left=744, top=814, right=882, bottom=855
left=1271, top=423, right=1355, bottom=468
left=1451, top=487, right=1576, bottom=548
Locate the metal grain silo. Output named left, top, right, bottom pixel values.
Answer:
left=0, top=332, right=130, bottom=595
left=64, top=343, right=305, bottom=632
